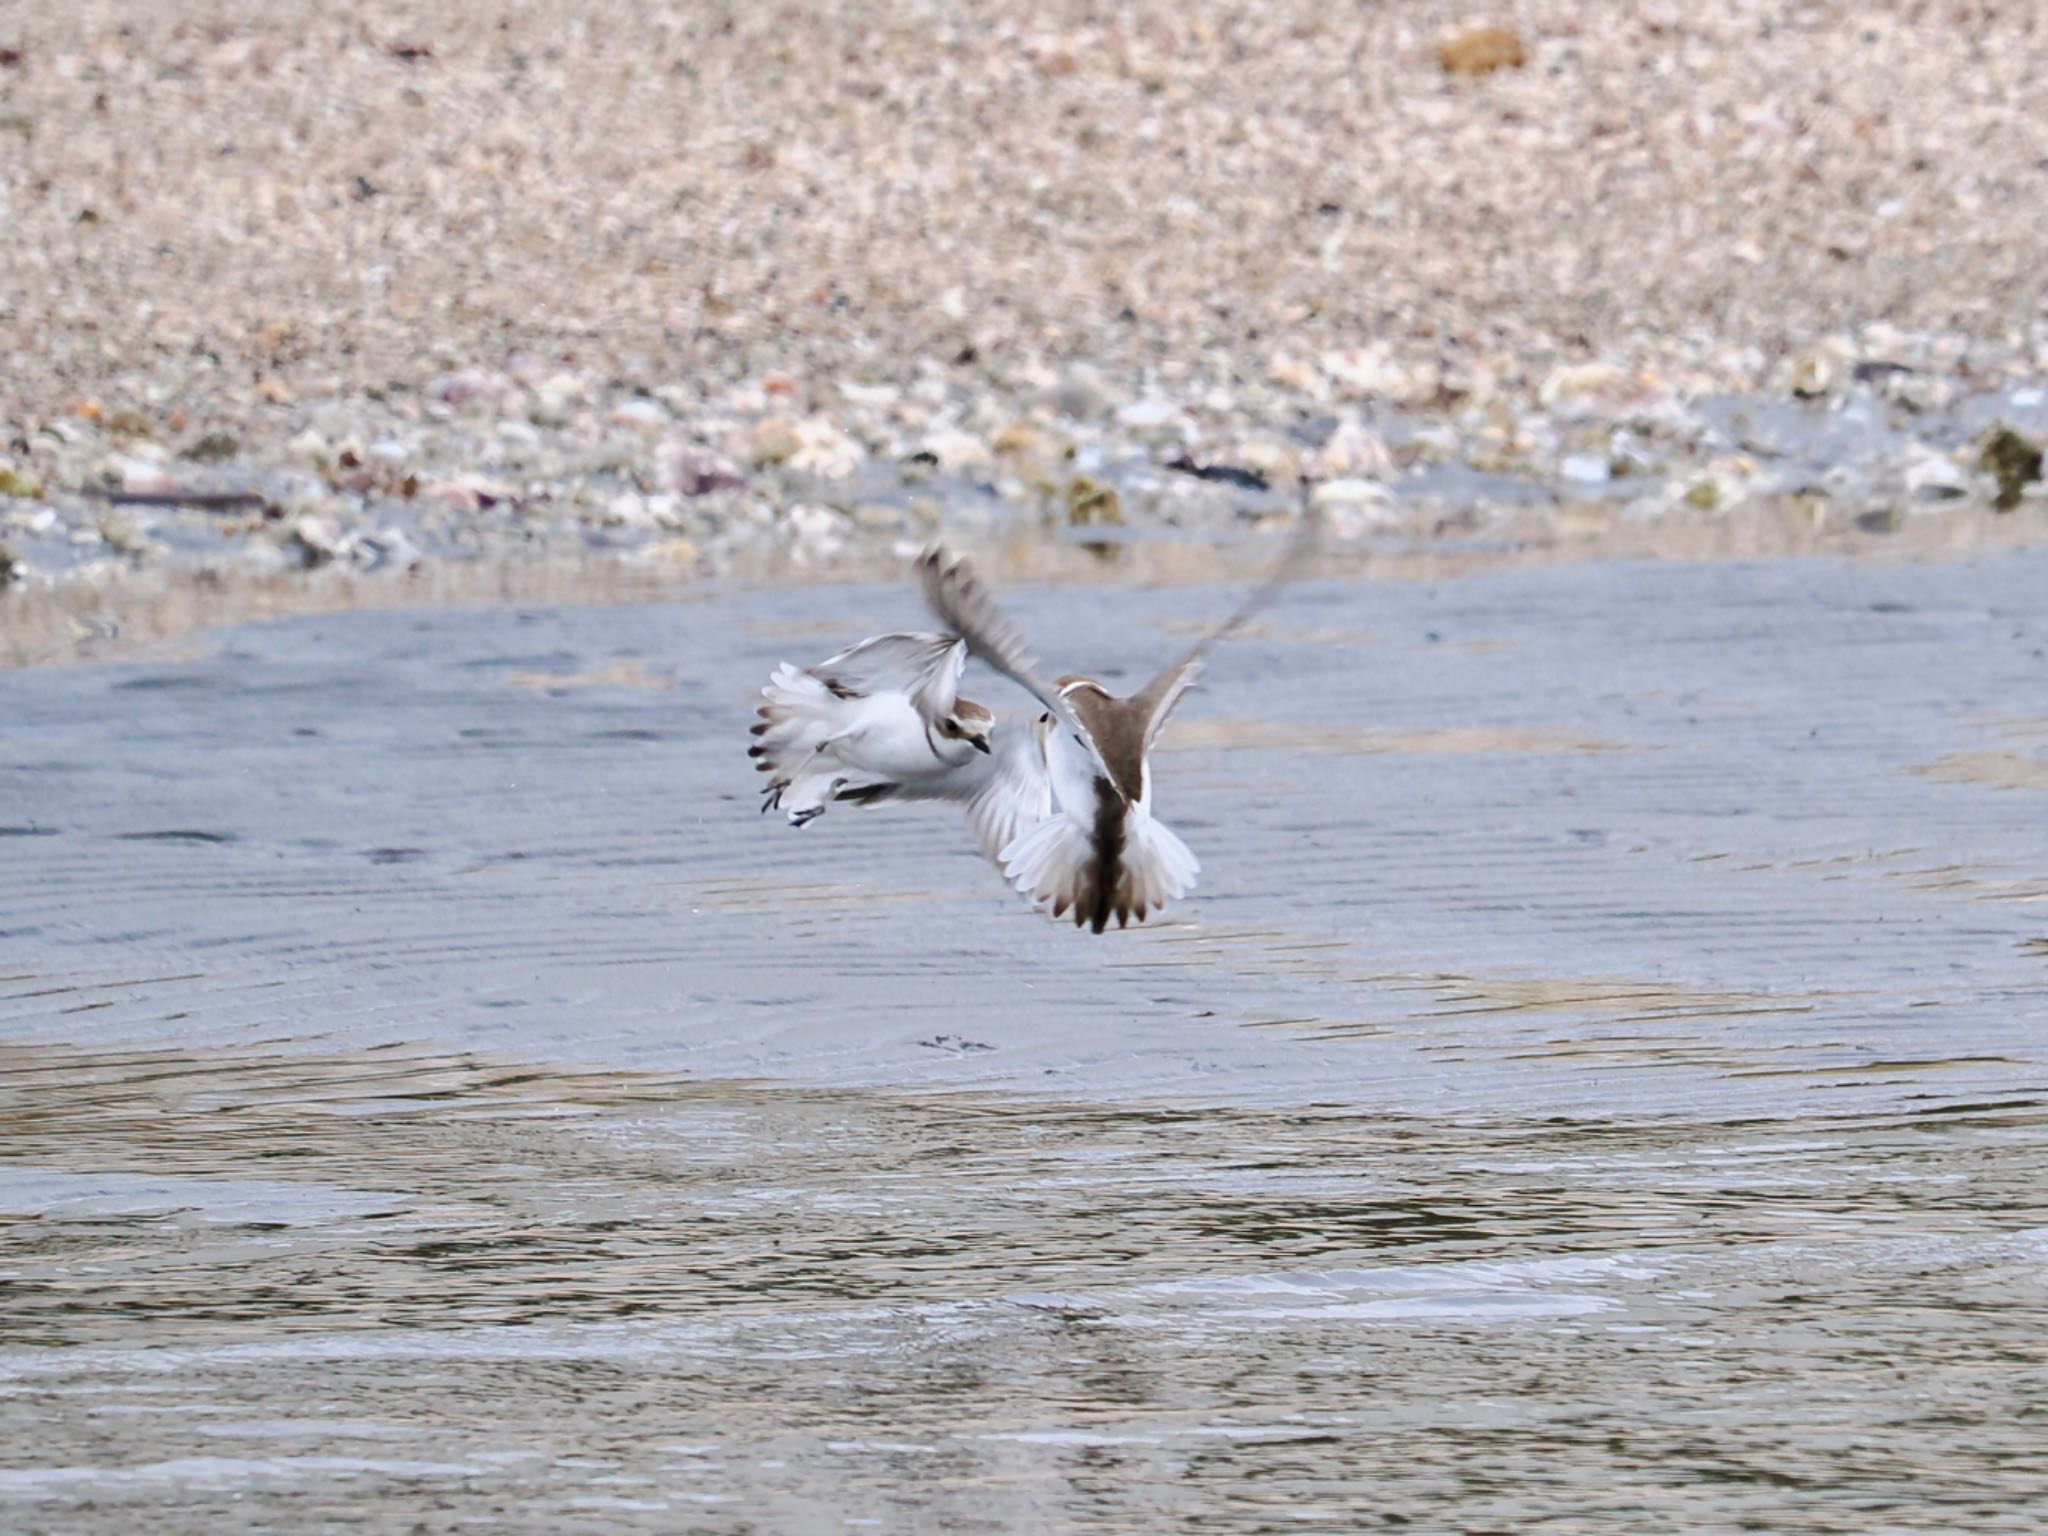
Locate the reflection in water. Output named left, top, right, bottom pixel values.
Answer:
left=3, top=1044, right=2045, bottom=1530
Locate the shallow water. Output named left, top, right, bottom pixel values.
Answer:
left=5, top=556, right=2048, bottom=1529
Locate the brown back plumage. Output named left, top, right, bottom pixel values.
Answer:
left=918, top=505, right=1322, bottom=805
left=1059, top=679, right=1150, bottom=806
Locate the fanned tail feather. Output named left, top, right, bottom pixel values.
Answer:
left=749, top=663, right=835, bottom=785
left=999, top=801, right=1199, bottom=932
left=749, top=663, right=854, bottom=821
left=1116, top=808, right=1199, bottom=926
left=1000, top=816, right=1097, bottom=925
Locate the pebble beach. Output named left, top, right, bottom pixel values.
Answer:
left=4, top=0, right=2047, bottom=661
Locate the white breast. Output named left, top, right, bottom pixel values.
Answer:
left=830, top=692, right=976, bottom=779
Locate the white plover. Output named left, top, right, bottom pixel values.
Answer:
left=749, top=632, right=993, bottom=826
left=832, top=706, right=1056, bottom=871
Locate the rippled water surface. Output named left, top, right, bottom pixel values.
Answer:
left=5, top=556, right=2048, bottom=1530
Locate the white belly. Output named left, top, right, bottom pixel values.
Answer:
left=827, top=693, right=975, bottom=780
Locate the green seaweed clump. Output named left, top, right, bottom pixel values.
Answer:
left=1978, top=426, right=2043, bottom=512
left=1065, top=476, right=1124, bottom=527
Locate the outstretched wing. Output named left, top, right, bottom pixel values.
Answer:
left=1130, top=505, right=1323, bottom=747
left=916, top=545, right=1117, bottom=784
left=915, top=548, right=1071, bottom=720
left=962, top=716, right=1054, bottom=867
left=811, top=631, right=965, bottom=719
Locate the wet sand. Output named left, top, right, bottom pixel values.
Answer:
left=4, top=558, right=2048, bottom=1529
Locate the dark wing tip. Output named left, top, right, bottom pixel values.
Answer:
left=834, top=783, right=899, bottom=806
left=919, top=544, right=986, bottom=607
left=914, top=542, right=957, bottom=592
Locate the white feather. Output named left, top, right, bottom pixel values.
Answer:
left=834, top=712, right=1053, bottom=869
left=751, top=642, right=982, bottom=826
left=993, top=726, right=1199, bottom=925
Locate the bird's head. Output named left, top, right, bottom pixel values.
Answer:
left=942, top=699, right=994, bottom=753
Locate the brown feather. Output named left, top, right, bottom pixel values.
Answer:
left=917, top=545, right=1071, bottom=722
left=1063, top=685, right=1149, bottom=807
left=1127, top=503, right=1325, bottom=745
left=1081, top=774, right=1126, bottom=933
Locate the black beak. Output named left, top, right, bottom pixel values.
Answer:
left=972, top=734, right=992, bottom=754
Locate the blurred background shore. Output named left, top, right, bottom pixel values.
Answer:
left=3, top=0, right=2046, bottom=661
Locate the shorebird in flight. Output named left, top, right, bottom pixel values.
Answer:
left=749, top=632, right=993, bottom=826
left=912, top=543, right=1300, bottom=931
left=748, top=519, right=1313, bottom=930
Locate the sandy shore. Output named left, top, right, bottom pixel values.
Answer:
left=8, top=0, right=2048, bottom=404
left=3, top=0, right=2046, bottom=648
